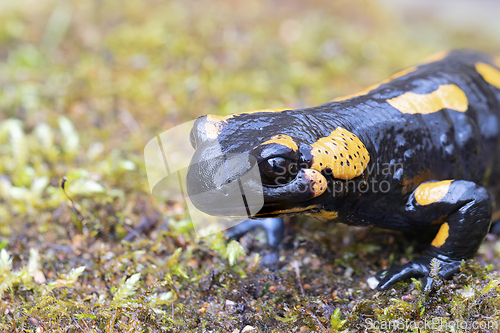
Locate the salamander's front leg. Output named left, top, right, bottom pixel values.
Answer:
left=378, top=180, right=492, bottom=291
left=225, top=217, right=285, bottom=265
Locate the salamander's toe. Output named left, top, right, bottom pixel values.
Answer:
left=376, top=255, right=462, bottom=291
left=377, top=261, right=428, bottom=290
left=225, top=218, right=284, bottom=267
left=225, top=217, right=285, bottom=248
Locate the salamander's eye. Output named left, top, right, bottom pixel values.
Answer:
left=260, top=157, right=297, bottom=185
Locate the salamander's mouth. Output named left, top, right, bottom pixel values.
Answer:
left=197, top=202, right=319, bottom=218
left=186, top=142, right=327, bottom=217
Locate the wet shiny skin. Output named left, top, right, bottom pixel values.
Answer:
left=187, top=50, right=500, bottom=290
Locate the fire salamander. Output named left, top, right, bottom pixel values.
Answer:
left=186, top=50, right=500, bottom=291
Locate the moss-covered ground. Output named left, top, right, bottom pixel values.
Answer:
left=1, top=0, right=500, bottom=331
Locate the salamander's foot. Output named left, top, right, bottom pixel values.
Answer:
left=376, top=254, right=461, bottom=292
left=225, top=217, right=284, bottom=266
left=376, top=180, right=491, bottom=292
left=225, top=217, right=285, bottom=247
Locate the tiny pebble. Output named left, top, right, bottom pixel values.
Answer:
left=367, top=276, right=379, bottom=290
left=232, top=326, right=256, bottom=333
left=343, top=267, right=354, bottom=278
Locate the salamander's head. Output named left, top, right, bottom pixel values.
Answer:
left=186, top=109, right=370, bottom=218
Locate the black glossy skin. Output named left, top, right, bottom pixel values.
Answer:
left=187, top=50, right=500, bottom=290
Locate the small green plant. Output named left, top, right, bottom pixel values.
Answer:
left=331, top=308, right=347, bottom=330
left=112, top=273, right=141, bottom=304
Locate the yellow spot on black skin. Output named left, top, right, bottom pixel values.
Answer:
left=422, top=50, right=450, bottom=63
left=400, top=170, right=438, bottom=196
left=331, top=66, right=417, bottom=102
left=331, top=52, right=451, bottom=103
left=203, top=108, right=290, bottom=139
left=476, top=62, right=500, bottom=90
left=260, top=205, right=317, bottom=216
left=431, top=222, right=449, bottom=247
left=430, top=215, right=447, bottom=225
left=310, top=127, right=370, bottom=180
left=414, top=180, right=453, bottom=206
left=302, top=169, right=328, bottom=197
left=204, top=115, right=228, bottom=139
left=387, top=84, right=468, bottom=114
left=261, top=134, right=298, bottom=151
left=236, top=108, right=289, bottom=115
left=309, top=210, right=338, bottom=221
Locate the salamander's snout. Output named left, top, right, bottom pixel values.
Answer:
left=190, top=115, right=227, bottom=149
left=189, top=116, right=205, bottom=149
left=186, top=141, right=264, bottom=217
